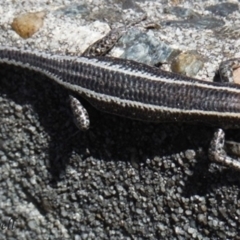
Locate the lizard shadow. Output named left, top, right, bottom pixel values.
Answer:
left=1, top=64, right=240, bottom=198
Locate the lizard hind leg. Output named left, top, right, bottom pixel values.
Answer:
left=69, top=95, right=90, bottom=131
left=218, top=58, right=240, bottom=83
left=208, top=128, right=240, bottom=171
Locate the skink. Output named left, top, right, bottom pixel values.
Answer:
left=0, top=44, right=240, bottom=171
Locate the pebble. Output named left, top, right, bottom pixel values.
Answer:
left=11, top=11, right=46, bottom=39
left=171, top=51, right=204, bottom=77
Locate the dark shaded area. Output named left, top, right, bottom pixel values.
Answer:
left=1, top=64, right=240, bottom=239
